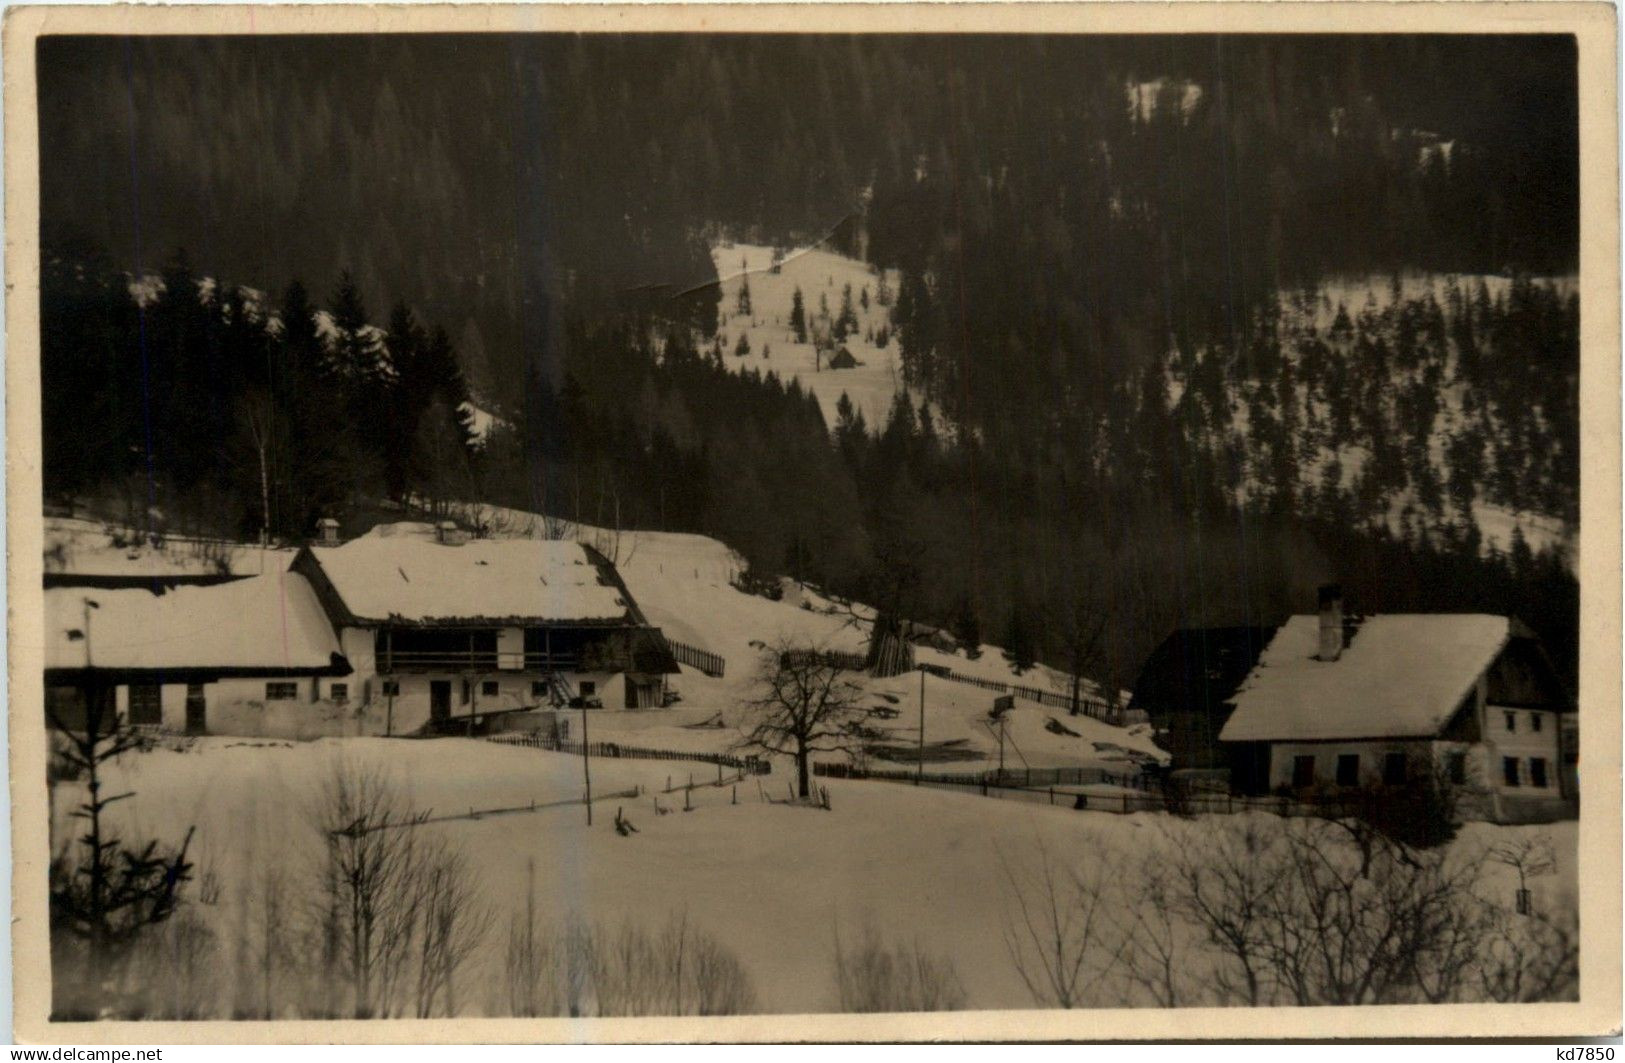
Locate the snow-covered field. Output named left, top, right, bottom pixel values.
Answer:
left=710, top=243, right=906, bottom=429
left=56, top=736, right=1579, bottom=1015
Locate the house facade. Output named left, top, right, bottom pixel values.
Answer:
left=291, top=522, right=679, bottom=735
left=1218, top=588, right=1575, bottom=824
left=44, top=573, right=353, bottom=739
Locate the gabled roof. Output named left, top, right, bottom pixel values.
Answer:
left=45, top=573, right=344, bottom=675
left=296, top=522, right=631, bottom=627
left=1219, top=613, right=1511, bottom=743
left=1128, top=625, right=1277, bottom=717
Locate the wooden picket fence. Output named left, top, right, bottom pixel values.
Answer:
left=668, top=638, right=726, bottom=678
left=488, top=731, right=769, bottom=774
left=813, top=761, right=1156, bottom=792
left=918, top=664, right=1116, bottom=721
left=813, top=761, right=1367, bottom=819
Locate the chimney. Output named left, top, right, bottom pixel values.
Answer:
left=1317, top=584, right=1344, bottom=661
left=316, top=517, right=341, bottom=547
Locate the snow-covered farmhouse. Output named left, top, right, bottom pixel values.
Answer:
left=1218, top=587, right=1576, bottom=824
left=44, top=573, right=352, bottom=737
left=290, top=522, right=680, bottom=734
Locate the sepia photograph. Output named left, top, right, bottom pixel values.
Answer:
left=4, top=2, right=1619, bottom=1044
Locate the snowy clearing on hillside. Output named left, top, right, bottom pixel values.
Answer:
left=711, top=242, right=907, bottom=429
left=43, top=516, right=295, bottom=579
left=459, top=400, right=509, bottom=445
left=53, top=736, right=1578, bottom=1016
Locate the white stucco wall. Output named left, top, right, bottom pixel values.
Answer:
left=1481, top=704, right=1563, bottom=794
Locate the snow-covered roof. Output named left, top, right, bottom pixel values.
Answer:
left=1219, top=613, right=1511, bottom=742
left=45, top=573, right=343, bottom=673
left=302, top=522, right=630, bottom=626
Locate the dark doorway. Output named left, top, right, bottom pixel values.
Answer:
left=185, top=683, right=207, bottom=735
left=430, top=680, right=452, bottom=721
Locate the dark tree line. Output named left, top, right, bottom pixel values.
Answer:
left=42, top=239, right=475, bottom=541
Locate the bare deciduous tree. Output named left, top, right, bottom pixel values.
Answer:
left=998, top=840, right=1126, bottom=1008
left=1163, top=819, right=1282, bottom=1006
left=737, top=639, right=870, bottom=798
left=309, top=758, right=428, bottom=1019
left=412, top=837, right=493, bottom=1018
left=1115, top=856, right=1186, bottom=1007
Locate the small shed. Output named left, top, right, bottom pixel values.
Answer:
left=827, top=347, right=860, bottom=370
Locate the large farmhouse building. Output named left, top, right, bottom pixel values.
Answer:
left=45, top=573, right=352, bottom=738
left=1217, top=587, right=1575, bottom=824
left=290, top=521, right=679, bottom=735
left=44, top=519, right=680, bottom=739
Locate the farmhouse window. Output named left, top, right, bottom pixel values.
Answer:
left=531, top=681, right=548, bottom=698
left=128, top=684, right=162, bottom=725
left=482, top=680, right=500, bottom=697
left=1291, top=755, right=1316, bottom=788
left=1446, top=752, right=1467, bottom=785
left=381, top=680, right=400, bottom=697
left=265, top=681, right=298, bottom=701
left=1529, top=758, right=1549, bottom=788
left=1382, top=752, right=1408, bottom=786
left=1504, top=711, right=1516, bottom=732
left=1335, top=754, right=1360, bottom=787
left=1503, top=756, right=1521, bottom=787
left=331, top=683, right=348, bottom=704
left=1530, top=713, right=1543, bottom=733
left=580, top=680, right=597, bottom=696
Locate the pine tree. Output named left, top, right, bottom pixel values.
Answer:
left=836, top=283, right=858, bottom=340
left=737, top=277, right=752, bottom=317
left=1002, top=597, right=1038, bottom=675
left=949, top=592, right=982, bottom=657
left=790, top=287, right=807, bottom=342
left=734, top=332, right=751, bottom=357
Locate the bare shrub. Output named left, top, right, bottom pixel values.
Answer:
left=230, top=854, right=293, bottom=1019
left=998, top=840, right=1125, bottom=1008
left=1255, top=818, right=1484, bottom=1005
left=682, top=918, right=758, bottom=1015
left=833, top=920, right=967, bottom=1012
left=1158, top=815, right=1571, bottom=1007
left=1162, top=818, right=1285, bottom=1006
left=1472, top=903, right=1580, bottom=1002
left=498, top=899, right=755, bottom=1017
left=411, top=837, right=494, bottom=1017
left=127, top=906, right=218, bottom=1019
left=1115, top=855, right=1188, bottom=1007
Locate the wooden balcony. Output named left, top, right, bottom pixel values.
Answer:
left=376, top=651, right=582, bottom=674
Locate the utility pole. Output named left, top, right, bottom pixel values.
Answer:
left=917, top=666, right=925, bottom=784
left=581, top=695, right=593, bottom=826
left=998, top=715, right=1006, bottom=780
left=82, top=597, right=100, bottom=667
